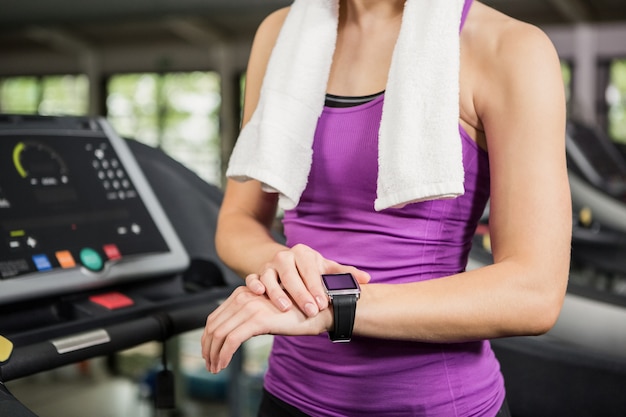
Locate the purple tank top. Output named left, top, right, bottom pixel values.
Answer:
left=264, top=1, right=506, bottom=415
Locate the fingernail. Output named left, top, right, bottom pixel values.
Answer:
left=278, top=297, right=291, bottom=311
left=252, top=282, right=264, bottom=293
left=304, top=302, right=318, bottom=317
left=315, top=296, right=326, bottom=309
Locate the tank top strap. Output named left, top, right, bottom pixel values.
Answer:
left=460, top=0, right=473, bottom=32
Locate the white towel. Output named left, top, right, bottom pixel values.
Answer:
left=226, top=0, right=466, bottom=212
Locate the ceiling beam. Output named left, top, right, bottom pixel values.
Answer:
left=24, top=26, right=94, bottom=55
left=546, top=0, right=594, bottom=23
left=164, top=18, right=226, bottom=47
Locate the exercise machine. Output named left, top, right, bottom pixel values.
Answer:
left=0, top=114, right=238, bottom=416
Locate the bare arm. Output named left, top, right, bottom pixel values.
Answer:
left=354, top=19, right=570, bottom=341
left=215, top=8, right=370, bottom=315
left=214, top=9, right=287, bottom=278
left=203, top=9, right=571, bottom=372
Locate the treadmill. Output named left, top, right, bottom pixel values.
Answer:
left=547, top=119, right=626, bottom=359
left=566, top=120, right=626, bottom=274
left=0, top=114, right=238, bottom=416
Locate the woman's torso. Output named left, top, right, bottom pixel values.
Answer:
left=263, top=90, right=503, bottom=416
left=260, top=1, right=513, bottom=415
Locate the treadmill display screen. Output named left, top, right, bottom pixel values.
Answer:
left=0, top=116, right=188, bottom=304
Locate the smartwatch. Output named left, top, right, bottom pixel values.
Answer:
left=322, top=273, right=361, bottom=343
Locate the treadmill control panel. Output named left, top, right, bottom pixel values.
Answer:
left=0, top=115, right=188, bottom=304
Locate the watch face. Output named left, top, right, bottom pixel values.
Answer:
left=322, top=273, right=359, bottom=291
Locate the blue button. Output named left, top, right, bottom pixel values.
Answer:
left=32, top=254, right=53, bottom=271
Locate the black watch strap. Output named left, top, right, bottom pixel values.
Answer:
left=328, top=294, right=357, bottom=343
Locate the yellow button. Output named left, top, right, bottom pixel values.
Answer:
left=0, top=335, right=13, bottom=362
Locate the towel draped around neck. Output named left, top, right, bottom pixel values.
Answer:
left=226, top=0, right=467, bottom=211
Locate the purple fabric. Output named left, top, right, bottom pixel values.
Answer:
left=264, top=93, right=505, bottom=416
left=461, top=0, right=473, bottom=31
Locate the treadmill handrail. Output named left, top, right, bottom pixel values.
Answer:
left=0, top=287, right=232, bottom=382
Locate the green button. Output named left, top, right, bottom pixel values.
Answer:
left=80, top=248, right=103, bottom=271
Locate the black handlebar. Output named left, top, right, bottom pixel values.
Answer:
left=0, top=287, right=230, bottom=382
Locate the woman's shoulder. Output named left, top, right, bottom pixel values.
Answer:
left=465, top=2, right=559, bottom=73
left=245, top=6, right=290, bottom=79
left=241, top=6, right=291, bottom=122
left=464, top=2, right=563, bottom=114
left=251, top=7, right=290, bottom=55
left=459, top=2, right=565, bottom=145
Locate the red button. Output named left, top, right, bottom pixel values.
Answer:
left=89, top=292, right=134, bottom=310
left=103, top=244, right=121, bottom=260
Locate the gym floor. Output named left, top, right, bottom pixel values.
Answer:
left=5, top=330, right=272, bottom=417
left=7, top=362, right=229, bottom=417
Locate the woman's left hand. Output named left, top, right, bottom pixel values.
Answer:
left=201, top=285, right=332, bottom=374
left=245, top=244, right=370, bottom=318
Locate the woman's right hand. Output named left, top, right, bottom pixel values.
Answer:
left=245, top=243, right=370, bottom=317
left=202, top=284, right=332, bottom=374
